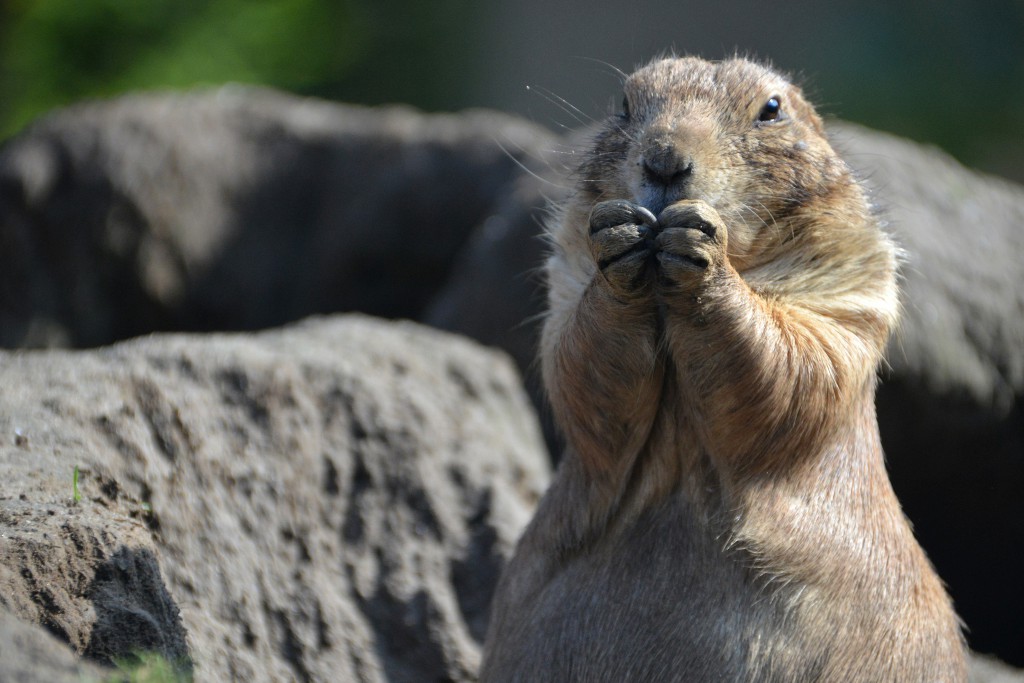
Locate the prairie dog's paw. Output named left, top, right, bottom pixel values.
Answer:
left=655, top=200, right=729, bottom=286
left=588, top=200, right=658, bottom=296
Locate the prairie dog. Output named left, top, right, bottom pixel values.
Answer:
left=481, top=57, right=966, bottom=682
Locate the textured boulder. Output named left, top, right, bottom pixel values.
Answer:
left=0, top=87, right=557, bottom=348
left=972, top=656, right=1024, bottom=683
left=0, top=605, right=110, bottom=683
left=0, top=496, right=188, bottom=668
left=0, top=315, right=550, bottom=682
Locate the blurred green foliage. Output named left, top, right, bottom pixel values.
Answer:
left=110, top=651, right=191, bottom=683
left=0, top=0, right=479, bottom=139
left=0, top=0, right=1021, bottom=180
left=806, top=0, right=1024, bottom=177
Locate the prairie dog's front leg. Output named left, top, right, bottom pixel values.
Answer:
left=655, top=199, right=732, bottom=284
left=655, top=200, right=863, bottom=471
left=541, top=200, right=664, bottom=473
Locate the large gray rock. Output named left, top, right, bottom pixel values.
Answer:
left=0, top=605, right=110, bottom=683
left=0, top=315, right=550, bottom=682
left=0, top=87, right=557, bottom=348
left=0, top=495, right=189, bottom=669
left=973, top=655, right=1024, bottom=683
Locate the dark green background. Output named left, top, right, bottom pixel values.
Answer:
left=1, top=0, right=1021, bottom=182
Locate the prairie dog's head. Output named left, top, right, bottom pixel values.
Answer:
left=578, top=57, right=848, bottom=265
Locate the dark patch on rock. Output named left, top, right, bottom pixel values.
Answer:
left=84, top=546, right=189, bottom=672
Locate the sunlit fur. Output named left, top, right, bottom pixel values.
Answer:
left=481, top=57, right=966, bottom=682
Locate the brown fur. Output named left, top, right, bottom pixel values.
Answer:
left=480, top=57, right=967, bottom=682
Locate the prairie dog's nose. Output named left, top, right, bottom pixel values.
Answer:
left=642, top=141, right=694, bottom=188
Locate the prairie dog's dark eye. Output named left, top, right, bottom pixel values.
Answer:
left=621, top=96, right=630, bottom=119
left=758, top=97, right=782, bottom=122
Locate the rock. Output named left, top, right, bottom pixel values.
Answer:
left=0, top=315, right=550, bottom=682
left=972, top=653, right=1024, bottom=683
left=0, top=496, right=189, bottom=670
left=0, top=87, right=557, bottom=348
left=424, top=173, right=560, bottom=449
left=0, top=604, right=111, bottom=683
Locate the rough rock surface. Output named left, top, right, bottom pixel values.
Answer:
left=972, top=655, right=1024, bottom=683
left=0, top=605, right=110, bottom=683
left=0, top=494, right=189, bottom=669
left=0, top=315, right=550, bottom=682
left=0, top=87, right=556, bottom=348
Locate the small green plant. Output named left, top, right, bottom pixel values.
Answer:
left=72, top=465, right=81, bottom=503
left=109, top=652, right=192, bottom=683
